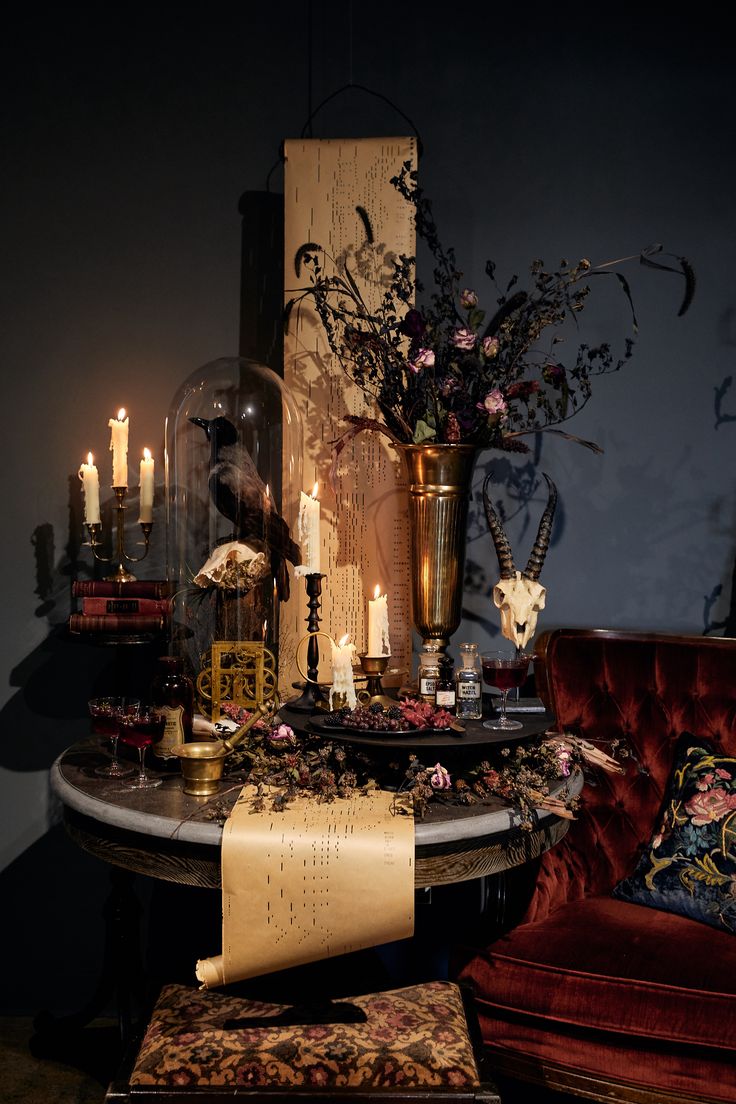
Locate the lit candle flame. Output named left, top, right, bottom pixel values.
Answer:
left=143, top=447, right=151, bottom=461
left=265, top=483, right=270, bottom=499
left=87, top=452, right=94, bottom=465
left=311, top=482, right=319, bottom=499
left=373, top=584, right=381, bottom=600
left=338, top=633, right=351, bottom=647
left=117, top=407, right=126, bottom=421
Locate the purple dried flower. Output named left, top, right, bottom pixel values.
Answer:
left=451, top=327, right=477, bottom=351
left=430, top=762, right=452, bottom=790
left=408, top=347, right=435, bottom=374
left=477, top=389, right=507, bottom=416
left=553, top=743, right=572, bottom=777
left=399, top=308, right=426, bottom=338
left=270, top=723, right=296, bottom=741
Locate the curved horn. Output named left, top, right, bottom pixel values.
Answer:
left=524, top=473, right=557, bottom=581
left=482, top=472, right=516, bottom=579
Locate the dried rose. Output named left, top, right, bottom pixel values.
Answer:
left=399, top=308, right=426, bottom=338
left=430, top=762, right=452, bottom=790
left=460, top=288, right=478, bottom=309
left=408, top=347, right=436, bottom=374
left=482, top=336, right=499, bottom=358
left=553, top=743, right=572, bottom=777
left=270, top=723, right=296, bottom=741
left=477, top=389, right=507, bottom=416
left=451, top=327, right=477, bottom=350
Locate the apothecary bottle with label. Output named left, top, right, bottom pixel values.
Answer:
left=150, top=655, right=194, bottom=768
left=418, top=644, right=441, bottom=703
left=435, top=655, right=456, bottom=712
left=455, top=642, right=482, bottom=720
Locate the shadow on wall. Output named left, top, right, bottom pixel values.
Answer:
left=0, top=475, right=165, bottom=1015
left=461, top=441, right=566, bottom=637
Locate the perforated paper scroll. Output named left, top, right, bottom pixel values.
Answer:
left=279, top=138, right=418, bottom=695
left=196, top=787, right=415, bottom=987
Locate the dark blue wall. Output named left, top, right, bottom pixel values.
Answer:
left=0, top=5, right=733, bottom=1012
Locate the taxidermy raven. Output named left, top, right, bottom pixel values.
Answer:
left=190, top=415, right=301, bottom=601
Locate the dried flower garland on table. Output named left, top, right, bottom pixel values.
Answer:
left=204, top=702, right=623, bottom=830
left=286, top=162, right=694, bottom=458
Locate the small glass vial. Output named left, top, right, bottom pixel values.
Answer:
left=435, top=655, right=456, bottom=712
left=455, top=643, right=482, bottom=720
left=150, top=655, right=194, bottom=769
left=418, top=644, right=441, bottom=703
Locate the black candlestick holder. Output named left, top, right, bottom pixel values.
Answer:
left=289, top=573, right=330, bottom=712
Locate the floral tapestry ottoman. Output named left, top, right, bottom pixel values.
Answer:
left=126, top=980, right=497, bottom=1099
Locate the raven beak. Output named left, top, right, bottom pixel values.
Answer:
left=189, top=417, right=211, bottom=432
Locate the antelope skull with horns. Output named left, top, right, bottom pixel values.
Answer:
left=483, top=472, right=558, bottom=650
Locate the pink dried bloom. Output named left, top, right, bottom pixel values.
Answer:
left=451, top=327, right=476, bottom=350
left=408, top=347, right=435, bottom=374
left=460, top=288, right=478, bottom=309
left=482, top=336, right=499, bottom=358
left=477, top=389, right=507, bottom=416
left=270, top=723, right=296, bottom=741
left=430, top=762, right=452, bottom=790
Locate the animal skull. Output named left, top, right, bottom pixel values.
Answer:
left=493, top=571, right=547, bottom=650
left=483, top=471, right=557, bottom=651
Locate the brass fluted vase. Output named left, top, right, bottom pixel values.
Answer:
left=398, top=443, right=479, bottom=653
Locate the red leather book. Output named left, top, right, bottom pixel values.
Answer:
left=81, top=597, right=171, bottom=615
left=69, top=613, right=167, bottom=634
left=72, top=580, right=170, bottom=599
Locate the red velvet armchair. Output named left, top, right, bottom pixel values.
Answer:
left=458, top=629, right=736, bottom=1104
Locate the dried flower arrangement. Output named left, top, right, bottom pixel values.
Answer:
left=287, top=162, right=694, bottom=458
left=210, top=703, right=621, bottom=830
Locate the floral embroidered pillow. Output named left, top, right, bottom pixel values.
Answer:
left=613, top=736, right=736, bottom=934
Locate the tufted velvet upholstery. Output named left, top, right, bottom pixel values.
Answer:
left=459, top=630, right=736, bottom=1104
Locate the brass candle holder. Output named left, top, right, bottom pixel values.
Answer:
left=85, top=486, right=153, bottom=582
left=358, top=654, right=395, bottom=709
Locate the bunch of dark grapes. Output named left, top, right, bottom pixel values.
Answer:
left=326, top=704, right=413, bottom=732
left=322, top=707, right=352, bottom=729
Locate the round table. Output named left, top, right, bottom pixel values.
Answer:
left=51, top=725, right=581, bottom=890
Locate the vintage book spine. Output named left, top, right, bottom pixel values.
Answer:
left=69, top=613, right=166, bottom=634
left=81, top=597, right=171, bottom=615
left=71, top=580, right=170, bottom=599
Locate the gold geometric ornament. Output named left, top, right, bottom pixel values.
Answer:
left=196, top=640, right=277, bottom=721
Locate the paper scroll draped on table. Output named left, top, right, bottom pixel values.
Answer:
left=196, top=787, right=415, bottom=988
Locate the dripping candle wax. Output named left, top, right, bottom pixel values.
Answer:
left=367, top=584, right=391, bottom=657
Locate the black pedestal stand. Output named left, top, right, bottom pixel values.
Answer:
left=289, top=572, right=330, bottom=712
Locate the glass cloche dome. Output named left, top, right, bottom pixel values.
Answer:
left=165, top=357, right=303, bottom=697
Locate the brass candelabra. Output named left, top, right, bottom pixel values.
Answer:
left=85, top=486, right=153, bottom=582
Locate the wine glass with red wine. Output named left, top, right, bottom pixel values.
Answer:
left=89, top=697, right=136, bottom=778
left=118, top=704, right=164, bottom=790
left=480, top=650, right=532, bottom=731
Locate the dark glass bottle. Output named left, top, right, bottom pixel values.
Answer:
left=150, top=655, right=194, bottom=769
left=435, top=656, right=456, bottom=712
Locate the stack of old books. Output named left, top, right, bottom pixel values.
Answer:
left=69, top=580, right=171, bottom=638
